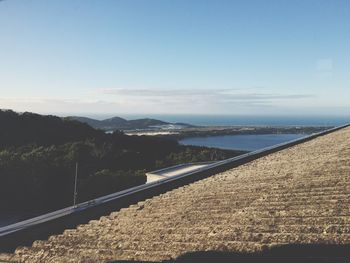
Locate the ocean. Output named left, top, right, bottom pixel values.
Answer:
left=87, top=114, right=350, bottom=127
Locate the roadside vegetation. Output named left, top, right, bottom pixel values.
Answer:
left=0, top=110, right=242, bottom=214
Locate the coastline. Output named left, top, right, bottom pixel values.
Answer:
left=125, top=125, right=332, bottom=140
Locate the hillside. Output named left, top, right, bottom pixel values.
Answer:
left=0, top=110, right=103, bottom=147
left=0, top=110, right=242, bottom=214
left=68, top=116, right=192, bottom=131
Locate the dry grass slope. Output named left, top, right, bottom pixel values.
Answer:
left=1, top=126, right=350, bottom=262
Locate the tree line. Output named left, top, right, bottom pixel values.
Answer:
left=0, top=110, right=242, bottom=214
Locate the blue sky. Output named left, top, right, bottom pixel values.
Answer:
left=0, top=0, right=349, bottom=116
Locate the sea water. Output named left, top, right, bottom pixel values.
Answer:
left=179, top=133, right=305, bottom=151
left=93, top=114, right=349, bottom=127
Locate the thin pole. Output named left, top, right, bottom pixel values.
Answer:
left=73, top=162, right=78, bottom=207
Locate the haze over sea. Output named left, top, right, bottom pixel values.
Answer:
left=83, top=114, right=349, bottom=127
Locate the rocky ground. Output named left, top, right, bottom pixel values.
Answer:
left=1, top=126, right=350, bottom=262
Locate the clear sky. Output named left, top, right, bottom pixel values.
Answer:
left=0, top=0, right=349, bottom=116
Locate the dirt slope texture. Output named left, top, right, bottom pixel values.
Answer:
left=1, top=126, right=350, bottom=262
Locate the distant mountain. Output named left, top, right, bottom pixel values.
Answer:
left=66, top=116, right=127, bottom=130
left=68, top=116, right=193, bottom=131
left=126, top=118, right=168, bottom=129
left=103, top=116, right=128, bottom=126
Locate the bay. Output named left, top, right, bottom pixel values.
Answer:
left=179, top=134, right=305, bottom=151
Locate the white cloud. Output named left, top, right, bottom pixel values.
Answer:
left=2, top=88, right=349, bottom=116
left=95, top=88, right=316, bottom=113
left=0, top=97, right=122, bottom=115
left=0, top=88, right=317, bottom=115
left=97, top=88, right=314, bottom=102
